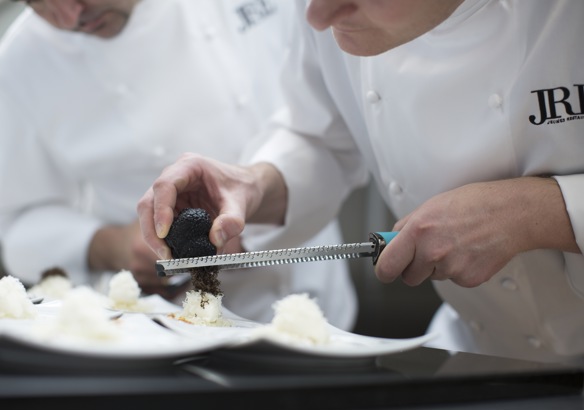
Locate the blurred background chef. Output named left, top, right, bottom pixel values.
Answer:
left=0, top=0, right=358, bottom=329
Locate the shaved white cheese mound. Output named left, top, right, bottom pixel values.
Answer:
left=38, top=286, right=120, bottom=341
left=28, top=274, right=72, bottom=300
left=259, top=293, right=330, bottom=345
left=172, top=290, right=230, bottom=326
left=0, top=275, right=36, bottom=319
left=108, top=270, right=148, bottom=312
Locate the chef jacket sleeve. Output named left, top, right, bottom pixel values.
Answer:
left=553, top=174, right=584, bottom=298
left=246, top=4, right=369, bottom=249
left=0, top=92, right=101, bottom=286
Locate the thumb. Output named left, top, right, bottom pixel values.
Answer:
left=210, top=213, right=245, bottom=250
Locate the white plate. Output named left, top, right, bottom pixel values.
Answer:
left=33, top=299, right=123, bottom=320
left=105, top=294, right=182, bottom=316
left=0, top=300, right=234, bottom=361
left=250, top=325, right=438, bottom=358
left=0, top=301, right=437, bottom=362
left=28, top=295, right=44, bottom=304
left=157, top=311, right=438, bottom=359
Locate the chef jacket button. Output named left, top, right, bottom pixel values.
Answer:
left=389, top=181, right=403, bottom=196
left=366, top=90, right=381, bottom=104
left=488, top=93, right=503, bottom=109
left=204, top=26, right=217, bottom=40
left=236, top=94, right=248, bottom=108
left=115, top=84, right=130, bottom=95
left=500, top=278, right=518, bottom=291
left=152, top=146, right=166, bottom=157
left=526, top=336, right=542, bottom=349
left=469, top=320, right=483, bottom=332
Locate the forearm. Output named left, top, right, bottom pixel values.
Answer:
left=246, top=162, right=288, bottom=225
left=88, top=225, right=128, bottom=272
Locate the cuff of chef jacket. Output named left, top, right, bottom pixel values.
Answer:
left=554, top=174, right=584, bottom=251
left=248, top=128, right=358, bottom=249
left=553, top=174, right=584, bottom=299
left=3, top=208, right=103, bottom=287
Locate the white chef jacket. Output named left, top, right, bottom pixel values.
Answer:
left=251, top=0, right=584, bottom=363
left=0, top=0, right=357, bottom=329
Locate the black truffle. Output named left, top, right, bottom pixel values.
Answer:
left=164, top=208, right=222, bottom=296
left=165, top=208, right=215, bottom=259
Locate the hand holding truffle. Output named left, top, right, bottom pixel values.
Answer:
left=137, top=153, right=288, bottom=261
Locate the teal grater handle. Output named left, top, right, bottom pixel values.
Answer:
left=369, top=231, right=398, bottom=265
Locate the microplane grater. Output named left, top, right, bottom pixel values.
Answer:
left=156, top=231, right=398, bottom=277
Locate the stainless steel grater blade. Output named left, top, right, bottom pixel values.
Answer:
left=156, top=231, right=398, bottom=277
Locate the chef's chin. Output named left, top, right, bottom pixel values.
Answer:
left=332, top=29, right=404, bottom=57
left=85, top=12, right=131, bottom=39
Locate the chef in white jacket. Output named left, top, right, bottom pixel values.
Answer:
left=138, top=0, right=584, bottom=364
left=0, top=0, right=358, bottom=329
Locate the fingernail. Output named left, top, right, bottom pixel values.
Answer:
left=155, top=223, right=166, bottom=238
left=213, top=230, right=226, bottom=249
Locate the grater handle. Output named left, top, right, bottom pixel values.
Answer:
left=369, top=231, right=399, bottom=265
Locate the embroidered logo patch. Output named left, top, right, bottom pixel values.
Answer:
left=529, top=84, right=584, bottom=125
left=236, top=0, right=277, bottom=33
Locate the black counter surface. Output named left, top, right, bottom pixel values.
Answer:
left=0, top=338, right=582, bottom=410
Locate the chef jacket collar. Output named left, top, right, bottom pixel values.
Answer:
left=433, top=0, right=491, bottom=33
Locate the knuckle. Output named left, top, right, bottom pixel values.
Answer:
left=452, top=275, right=483, bottom=288
left=151, top=178, right=168, bottom=191
left=136, top=198, right=148, bottom=213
